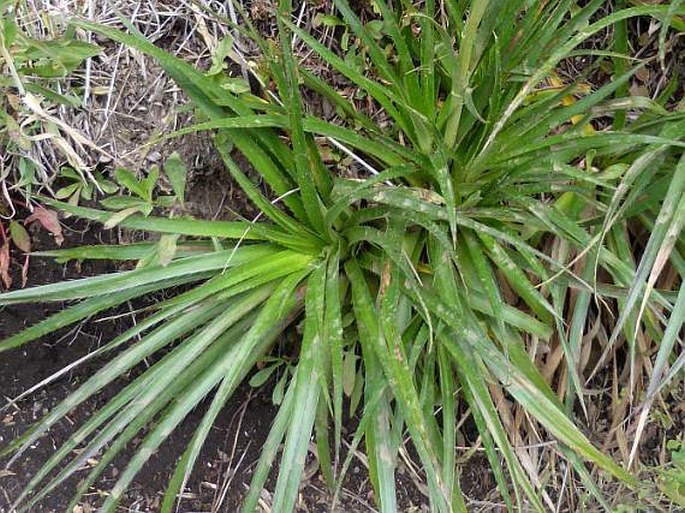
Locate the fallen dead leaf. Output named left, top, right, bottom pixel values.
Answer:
left=25, top=206, right=64, bottom=245
left=0, top=240, right=12, bottom=289
left=635, top=66, right=651, bottom=83
left=630, top=84, right=650, bottom=97
left=6, top=92, right=21, bottom=111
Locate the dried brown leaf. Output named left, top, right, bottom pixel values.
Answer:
left=0, top=240, right=12, bottom=289
left=21, top=254, right=29, bottom=288
left=25, top=207, right=64, bottom=246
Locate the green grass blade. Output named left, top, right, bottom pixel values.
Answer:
left=40, top=197, right=267, bottom=239
left=630, top=281, right=685, bottom=465
left=478, top=232, right=556, bottom=323
left=323, top=249, right=345, bottom=470
left=276, top=4, right=327, bottom=233
left=428, top=242, right=539, bottom=509
left=0, top=275, right=194, bottom=352
left=377, top=264, right=457, bottom=512
left=437, top=346, right=467, bottom=512
left=5, top=286, right=272, bottom=472
left=444, top=0, right=489, bottom=149
left=602, top=152, right=685, bottom=382
left=270, top=270, right=324, bottom=511
left=161, top=271, right=307, bottom=512
left=241, top=381, right=295, bottom=511
left=99, top=271, right=305, bottom=511
left=72, top=18, right=308, bottom=223
left=0, top=245, right=277, bottom=304
left=423, top=277, right=637, bottom=486
left=346, top=259, right=399, bottom=513
left=11, top=302, right=246, bottom=507
left=478, top=4, right=685, bottom=160
left=60, top=316, right=257, bottom=512
left=285, top=19, right=412, bottom=137
left=33, top=240, right=218, bottom=262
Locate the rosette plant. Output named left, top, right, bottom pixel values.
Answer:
left=1, top=0, right=684, bottom=511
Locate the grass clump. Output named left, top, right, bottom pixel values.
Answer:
left=1, top=0, right=684, bottom=511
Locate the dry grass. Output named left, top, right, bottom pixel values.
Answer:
left=7, top=1, right=237, bottom=185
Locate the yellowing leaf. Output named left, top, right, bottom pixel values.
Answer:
left=157, top=233, right=179, bottom=267
left=9, top=220, right=31, bottom=252
left=342, top=351, right=356, bottom=397
left=103, top=207, right=143, bottom=230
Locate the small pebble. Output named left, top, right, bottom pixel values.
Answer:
left=147, top=151, right=162, bottom=163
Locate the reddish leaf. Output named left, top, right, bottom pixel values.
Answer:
left=25, top=207, right=64, bottom=246
left=0, top=240, right=12, bottom=289
left=9, top=220, right=31, bottom=253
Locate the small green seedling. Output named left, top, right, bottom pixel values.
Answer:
left=55, top=167, right=119, bottom=206
left=100, top=153, right=189, bottom=267
left=205, top=35, right=251, bottom=94
left=102, top=152, right=188, bottom=229
left=249, top=355, right=295, bottom=405
left=658, top=439, right=685, bottom=506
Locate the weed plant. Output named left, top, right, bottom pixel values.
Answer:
left=1, top=0, right=684, bottom=511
